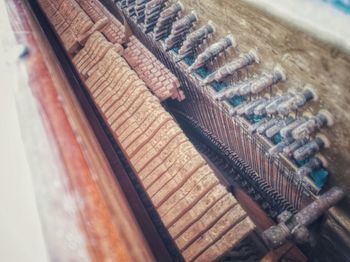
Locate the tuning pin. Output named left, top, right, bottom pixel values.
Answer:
left=188, top=34, right=236, bottom=72
left=248, top=118, right=269, bottom=134
left=120, top=0, right=128, bottom=9
left=265, top=93, right=294, bottom=115
left=177, top=21, right=215, bottom=61
left=228, top=100, right=249, bottom=116
left=143, top=0, right=167, bottom=33
left=234, top=66, right=285, bottom=97
left=257, top=118, right=280, bottom=134
left=265, top=118, right=294, bottom=138
left=277, top=86, right=318, bottom=116
left=164, top=11, right=197, bottom=50
left=202, top=50, right=259, bottom=85
left=280, top=118, right=307, bottom=138
left=268, top=136, right=295, bottom=156
left=249, top=66, right=286, bottom=95
left=296, top=155, right=328, bottom=179
left=126, top=0, right=137, bottom=16
left=254, top=96, right=280, bottom=116
left=293, top=134, right=330, bottom=161
left=135, top=0, right=150, bottom=23
left=214, top=79, right=254, bottom=101
left=291, top=110, right=334, bottom=140
left=283, top=138, right=309, bottom=156
left=153, top=2, right=183, bottom=40
left=236, top=98, right=267, bottom=116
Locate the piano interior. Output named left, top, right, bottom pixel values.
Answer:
left=3, top=0, right=350, bottom=261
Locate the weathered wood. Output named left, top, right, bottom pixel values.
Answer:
left=3, top=0, right=155, bottom=261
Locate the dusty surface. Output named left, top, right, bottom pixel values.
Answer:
left=174, top=0, right=350, bottom=208
left=80, top=32, right=255, bottom=258
left=123, top=35, right=183, bottom=101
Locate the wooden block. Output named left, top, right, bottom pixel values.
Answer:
left=95, top=71, right=139, bottom=107
left=131, top=120, right=181, bottom=163
left=87, top=55, right=124, bottom=89
left=79, top=39, right=112, bottom=77
left=38, top=0, right=60, bottom=17
left=175, top=194, right=238, bottom=251
left=73, top=31, right=103, bottom=68
left=91, top=63, right=130, bottom=98
left=109, top=95, right=143, bottom=132
left=100, top=80, right=139, bottom=116
left=142, top=140, right=193, bottom=190
left=117, top=121, right=140, bottom=144
left=146, top=146, right=200, bottom=196
left=87, top=48, right=123, bottom=77
left=131, top=99, right=163, bottom=128
left=137, top=135, right=188, bottom=181
left=105, top=86, right=147, bottom=127
left=125, top=114, right=171, bottom=158
left=168, top=185, right=228, bottom=236
left=194, top=218, right=255, bottom=262
left=111, top=110, right=133, bottom=138
left=111, top=80, right=148, bottom=111
left=152, top=165, right=219, bottom=212
left=85, top=60, right=117, bottom=92
left=68, top=11, right=93, bottom=37
left=157, top=162, right=215, bottom=217
left=132, top=122, right=181, bottom=172
left=103, top=80, right=145, bottom=116
left=116, top=98, right=156, bottom=137
left=60, top=28, right=79, bottom=54
left=48, top=11, right=66, bottom=32
left=182, top=205, right=248, bottom=262
left=78, top=0, right=105, bottom=22
left=122, top=110, right=165, bottom=149
left=118, top=101, right=161, bottom=143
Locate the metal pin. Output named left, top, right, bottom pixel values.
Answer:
left=265, top=93, right=293, bottom=115
left=293, top=134, right=330, bottom=161
left=277, top=86, right=318, bottom=116
left=177, top=22, right=215, bottom=61
left=265, top=118, right=294, bottom=138
left=249, top=66, right=286, bottom=95
left=228, top=100, right=248, bottom=116
left=164, top=11, right=197, bottom=50
left=188, top=35, right=236, bottom=72
left=135, top=0, right=150, bottom=23
left=292, top=110, right=334, bottom=140
left=296, top=155, right=328, bottom=179
left=214, top=79, right=254, bottom=101
left=153, top=2, right=183, bottom=40
left=236, top=98, right=267, bottom=116
left=268, top=136, right=295, bottom=156
left=254, top=96, right=280, bottom=116
left=143, top=0, right=167, bottom=33
left=280, top=118, right=307, bottom=138
left=203, top=50, right=259, bottom=85
left=283, top=137, right=309, bottom=156
left=248, top=118, right=269, bottom=134
left=257, top=118, right=280, bottom=134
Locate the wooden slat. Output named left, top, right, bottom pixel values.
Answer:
left=82, top=45, right=255, bottom=261
left=34, top=0, right=257, bottom=259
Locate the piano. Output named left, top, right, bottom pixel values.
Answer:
left=3, top=0, right=350, bottom=261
